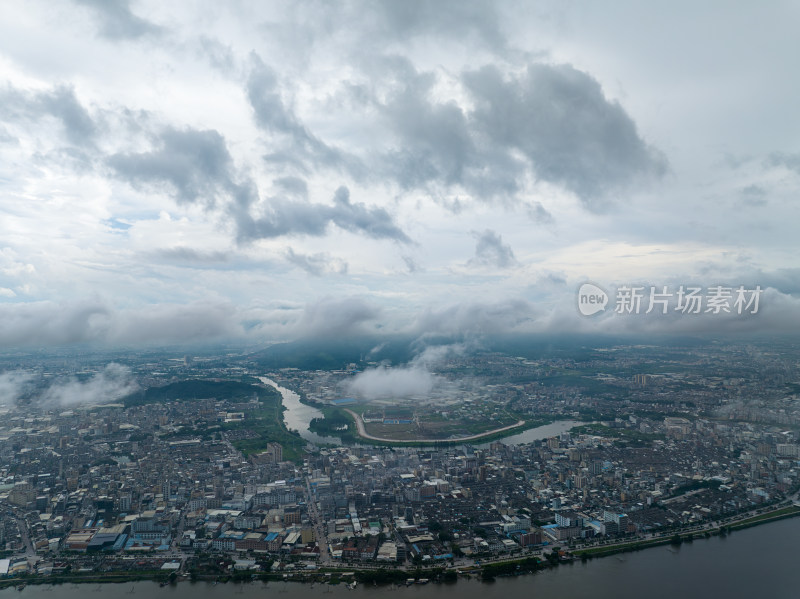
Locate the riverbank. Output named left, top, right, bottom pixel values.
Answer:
left=343, top=408, right=544, bottom=446
left=6, top=516, right=800, bottom=598
left=571, top=503, right=800, bottom=559
left=5, top=503, right=799, bottom=591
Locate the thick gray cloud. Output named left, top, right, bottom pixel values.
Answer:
left=105, top=301, right=245, bottom=344
left=109, top=127, right=410, bottom=243
left=750, top=268, right=800, bottom=297
left=0, top=300, right=244, bottom=347
left=247, top=55, right=361, bottom=176
left=247, top=58, right=309, bottom=138
left=234, top=185, right=412, bottom=244
left=367, top=57, right=665, bottom=206
left=469, top=229, right=517, bottom=269
left=412, top=299, right=536, bottom=338
left=463, top=64, right=668, bottom=205
left=327, top=186, right=410, bottom=242
left=285, top=248, right=348, bottom=276
left=74, top=0, right=162, bottom=40
left=527, top=201, right=553, bottom=223
left=765, top=152, right=800, bottom=175
left=36, top=86, right=97, bottom=146
left=273, top=177, right=309, bottom=198
left=197, top=35, right=235, bottom=72
left=0, top=84, right=96, bottom=146
left=378, top=61, right=475, bottom=189
left=372, top=56, right=520, bottom=198
left=109, top=127, right=232, bottom=206
left=369, top=0, right=506, bottom=51
left=740, top=184, right=767, bottom=206
left=295, top=296, right=381, bottom=338
left=0, top=300, right=109, bottom=347
left=402, top=255, right=421, bottom=273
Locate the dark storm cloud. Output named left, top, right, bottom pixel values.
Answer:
left=108, top=127, right=232, bottom=206
left=285, top=248, right=348, bottom=276
left=73, top=0, right=162, bottom=40
left=462, top=64, right=668, bottom=206
left=295, top=296, right=382, bottom=338
left=0, top=85, right=96, bottom=146
left=469, top=229, right=517, bottom=269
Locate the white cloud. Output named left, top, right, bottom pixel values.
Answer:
left=41, top=363, right=138, bottom=406
left=345, top=341, right=467, bottom=401
left=0, top=1, right=797, bottom=347
left=0, top=370, right=34, bottom=406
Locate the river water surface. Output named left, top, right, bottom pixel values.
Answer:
left=258, top=376, right=341, bottom=445
left=6, top=516, right=799, bottom=599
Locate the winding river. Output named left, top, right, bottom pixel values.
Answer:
left=259, top=375, right=581, bottom=448
left=258, top=376, right=342, bottom=446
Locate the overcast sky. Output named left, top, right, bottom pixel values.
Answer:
left=1, top=0, right=799, bottom=348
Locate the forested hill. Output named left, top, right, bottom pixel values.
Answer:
left=123, top=379, right=279, bottom=407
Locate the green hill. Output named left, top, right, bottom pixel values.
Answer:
left=123, top=379, right=279, bottom=407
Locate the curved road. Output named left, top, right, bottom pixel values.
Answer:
left=344, top=408, right=526, bottom=443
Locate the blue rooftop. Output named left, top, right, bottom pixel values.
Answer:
left=331, top=398, right=356, bottom=405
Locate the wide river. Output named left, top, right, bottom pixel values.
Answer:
left=6, top=516, right=799, bottom=598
